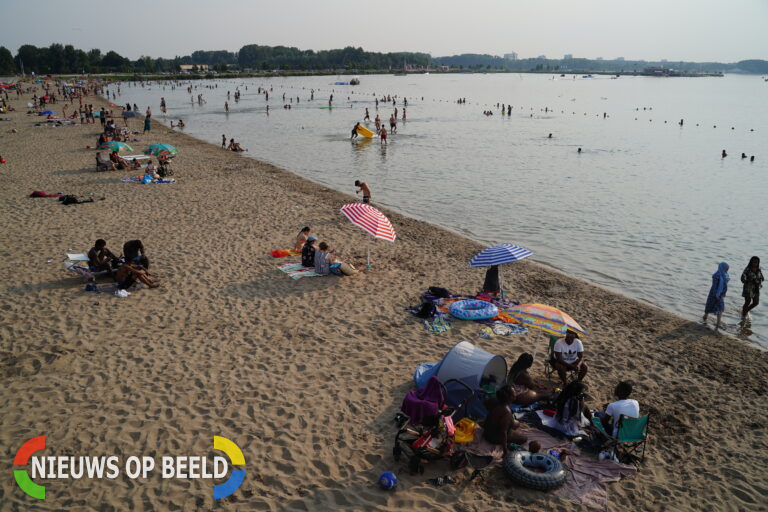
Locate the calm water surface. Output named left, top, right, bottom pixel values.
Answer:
left=107, top=73, right=768, bottom=346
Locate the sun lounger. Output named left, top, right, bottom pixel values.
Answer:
left=63, top=253, right=110, bottom=282
left=122, top=154, right=150, bottom=163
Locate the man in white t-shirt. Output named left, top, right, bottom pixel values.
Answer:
left=601, top=381, right=640, bottom=437
left=551, top=330, right=589, bottom=386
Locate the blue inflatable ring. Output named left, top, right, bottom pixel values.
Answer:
left=449, top=299, right=499, bottom=320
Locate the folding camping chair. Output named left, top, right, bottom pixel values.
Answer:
left=591, top=414, right=650, bottom=466
left=544, top=335, right=578, bottom=384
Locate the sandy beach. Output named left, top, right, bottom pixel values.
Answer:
left=1, top=87, right=767, bottom=511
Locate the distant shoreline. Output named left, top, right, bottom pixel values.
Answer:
left=8, top=68, right=727, bottom=83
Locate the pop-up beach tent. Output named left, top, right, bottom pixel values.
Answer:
left=413, top=341, right=507, bottom=419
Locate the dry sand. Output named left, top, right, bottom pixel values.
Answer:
left=1, top=88, right=767, bottom=512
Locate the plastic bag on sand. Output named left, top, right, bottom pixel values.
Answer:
left=115, top=289, right=130, bottom=298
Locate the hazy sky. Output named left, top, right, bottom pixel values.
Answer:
left=2, top=0, right=766, bottom=62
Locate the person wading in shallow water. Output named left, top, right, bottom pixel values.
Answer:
left=741, top=256, right=764, bottom=321
left=703, top=262, right=729, bottom=330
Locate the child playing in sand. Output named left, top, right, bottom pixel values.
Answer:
left=294, top=227, right=311, bottom=253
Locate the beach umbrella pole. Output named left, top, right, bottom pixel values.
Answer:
left=366, top=240, right=371, bottom=271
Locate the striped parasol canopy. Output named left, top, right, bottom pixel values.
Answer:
left=506, top=303, right=587, bottom=337
left=340, top=203, right=396, bottom=241
left=469, top=244, right=533, bottom=267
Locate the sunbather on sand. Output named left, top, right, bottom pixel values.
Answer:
left=597, top=380, right=639, bottom=437
left=145, top=159, right=159, bottom=179
left=115, top=262, right=159, bottom=289
left=95, top=152, right=116, bottom=171
left=87, top=239, right=118, bottom=272
left=314, top=242, right=358, bottom=276
left=553, top=381, right=592, bottom=437
left=507, top=353, right=553, bottom=406
left=301, top=237, right=317, bottom=267
left=551, top=330, right=589, bottom=386
left=123, top=239, right=149, bottom=269
left=482, top=385, right=527, bottom=454
left=110, top=151, right=138, bottom=170
left=294, top=226, right=311, bottom=253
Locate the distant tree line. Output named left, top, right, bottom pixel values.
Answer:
left=0, top=42, right=766, bottom=76
left=237, top=45, right=429, bottom=71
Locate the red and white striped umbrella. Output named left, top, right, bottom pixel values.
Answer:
left=340, top=203, right=397, bottom=242
left=340, top=203, right=396, bottom=270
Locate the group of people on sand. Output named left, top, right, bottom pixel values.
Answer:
left=483, top=335, right=639, bottom=460
left=87, top=238, right=160, bottom=291
left=95, top=150, right=139, bottom=171
left=703, top=257, right=763, bottom=330
left=481, top=257, right=764, bottom=458
left=293, top=227, right=359, bottom=276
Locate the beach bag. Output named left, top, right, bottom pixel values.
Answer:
left=415, top=301, right=436, bottom=319
left=428, top=286, right=451, bottom=298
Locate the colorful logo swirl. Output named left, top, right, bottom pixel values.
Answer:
left=14, top=436, right=46, bottom=499
left=213, top=436, right=245, bottom=499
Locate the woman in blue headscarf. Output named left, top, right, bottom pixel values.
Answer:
left=703, top=262, right=729, bottom=330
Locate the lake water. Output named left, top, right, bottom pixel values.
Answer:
left=106, top=73, right=768, bottom=347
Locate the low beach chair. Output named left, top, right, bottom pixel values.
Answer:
left=591, top=414, right=650, bottom=466
left=63, top=253, right=111, bottom=282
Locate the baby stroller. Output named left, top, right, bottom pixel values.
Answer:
left=393, top=376, right=475, bottom=475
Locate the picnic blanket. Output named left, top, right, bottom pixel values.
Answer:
left=463, top=424, right=635, bottom=511
left=278, top=262, right=324, bottom=280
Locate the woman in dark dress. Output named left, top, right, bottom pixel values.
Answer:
left=741, top=256, right=764, bottom=320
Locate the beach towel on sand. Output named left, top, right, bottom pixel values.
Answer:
left=271, top=249, right=300, bottom=258
left=278, top=262, right=324, bottom=280
left=462, top=424, right=635, bottom=511
left=120, top=176, right=175, bottom=184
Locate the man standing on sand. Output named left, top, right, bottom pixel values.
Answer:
left=354, top=180, right=371, bottom=204
left=550, top=330, right=588, bottom=386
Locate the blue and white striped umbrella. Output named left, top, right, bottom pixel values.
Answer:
left=469, top=244, right=533, bottom=267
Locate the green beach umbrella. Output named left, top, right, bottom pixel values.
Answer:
left=144, top=144, right=178, bottom=157
left=100, top=141, right=133, bottom=153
